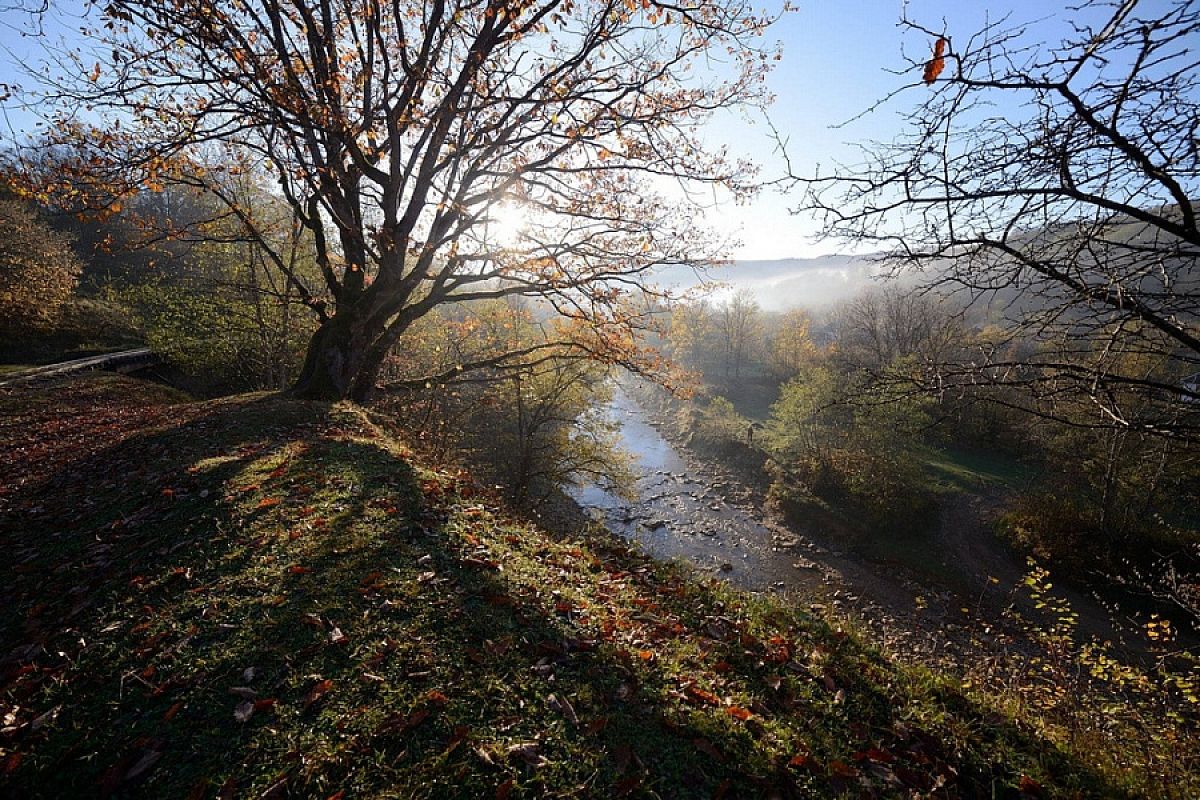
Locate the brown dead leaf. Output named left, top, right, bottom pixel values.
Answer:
left=1019, top=775, right=1044, bottom=797
left=506, top=742, right=547, bottom=768
left=303, top=679, right=333, bottom=709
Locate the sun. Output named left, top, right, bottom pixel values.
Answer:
left=488, top=202, right=528, bottom=247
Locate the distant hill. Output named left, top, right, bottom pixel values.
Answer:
left=651, top=253, right=910, bottom=310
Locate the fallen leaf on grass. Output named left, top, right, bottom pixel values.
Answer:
left=234, top=700, right=255, bottom=723
left=288, top=565, right=313, bottom=575
left=162, top=701, right=184, bottom=722
left=303, top=679, right=333, bottom=709
left=506, top=742, right=547, bottom=768
left=124, top=748, right=162, bottom=781
left=853, top=747, right=896, bottom=764
left=445, top=725, right=471, bottom=756
left=546, top=693, right=579, bottom=725
left=256, top=497, right=282, bottom=509
left=789, top=751, right=820, bottom=771
left=30, top=706, right=60, bottom=731
left=683, top=685, right=721, bottom=707
left=1019, top=775, right=1044, bottom=797
left=724, top=705, right=753, bottom=721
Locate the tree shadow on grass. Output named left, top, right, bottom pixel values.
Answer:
left=0, top=392, right=1137, bottom=799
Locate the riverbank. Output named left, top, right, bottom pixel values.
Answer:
left=601, top=380, right=1195, bottom=667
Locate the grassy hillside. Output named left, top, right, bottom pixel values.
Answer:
left=0, top=297, right=142, bottom=369
left=0, top=375, right=1191, bottom=798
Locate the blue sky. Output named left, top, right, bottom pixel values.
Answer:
left=0, top=0, right=1145, bottom=259
left=704, top=0, right=1095, bottom=259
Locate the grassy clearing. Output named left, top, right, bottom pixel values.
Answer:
left=0, top=375, right=1193, bottom=798
left=917, top=446, right=1036, bottom=495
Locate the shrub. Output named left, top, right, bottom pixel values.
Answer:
left=0, top=197, right=82, bottom=334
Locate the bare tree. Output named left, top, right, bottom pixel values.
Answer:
left=832, top=286, right=963, bottom=372
left=716, top=288, right=761, bottom=379
left=5, top=0, right=780, bottom=399
left=796, top=0, right=1200, bottom=440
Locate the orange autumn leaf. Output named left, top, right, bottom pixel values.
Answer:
left=923, top=37, right=947, bottom=84
left=724, top=705, right=753, bottom=721
left=162, top=701, right=184, bottom=721
left=288, top=565, right=313, bottom=574
left=788, top=751, right=819, bottom=770
left=256, top=496, right=281, bottom=509
left=684, top=685, right=721, bottom=707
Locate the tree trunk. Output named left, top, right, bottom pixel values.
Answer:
left=290, top=313, right=377, bottom=400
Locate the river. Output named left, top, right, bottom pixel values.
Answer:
left=570, top=385, right=832, bottom=595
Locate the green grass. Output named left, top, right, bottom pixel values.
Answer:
left=0, top=375, right=1192, bottom=798
left=704, top=375, right=779, bottom=422
left=918, top=445, right=1036, bottom=494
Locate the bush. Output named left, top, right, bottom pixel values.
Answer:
left=765, top=366, right=936, bottom=533
left=0, top=197, right=82, bottom=334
